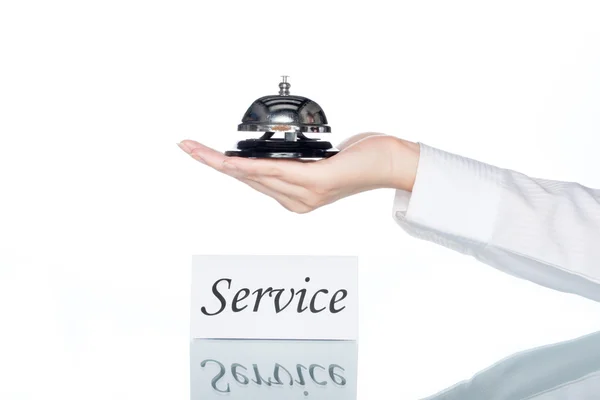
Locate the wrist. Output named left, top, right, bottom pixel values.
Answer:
left=388, top=137, right=420, bottom=191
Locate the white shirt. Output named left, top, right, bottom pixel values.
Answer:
left=393, top=143, right=600, bottom=303
left=394, top=144, right=600, bottom=399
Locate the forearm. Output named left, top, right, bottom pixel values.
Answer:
left=392, top=143, right=600, bottom=302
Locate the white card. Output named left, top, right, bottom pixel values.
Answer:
left=191, top=339, right=358, bottom=400
left=191, top=255, right=358, bottom=340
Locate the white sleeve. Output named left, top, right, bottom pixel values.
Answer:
left=393, top=143, right=600, bottom=302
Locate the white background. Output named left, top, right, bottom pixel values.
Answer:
left=1, top=1, right=600, bottom=399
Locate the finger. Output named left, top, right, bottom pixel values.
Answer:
left=178, top=139, right=206, bottom=155
left=181, top=140, right=240, bottom=175
left=180, top=139, right=324, bottom=187
left=178, top=139, right=305, bottom=180
left=179, top=140, right=225, bottom=165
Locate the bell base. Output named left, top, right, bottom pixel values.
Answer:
left=225, top=138, right=338, bottom=159
left=225, top=149, right=338, bottom=159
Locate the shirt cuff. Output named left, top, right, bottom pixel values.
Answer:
left=393, top=143, right=504, bottom=247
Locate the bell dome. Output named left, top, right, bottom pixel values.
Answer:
left=238, top=76, right=331, bottom=134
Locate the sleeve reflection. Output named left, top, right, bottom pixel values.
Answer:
left=424, top=331, right=600, bottom=400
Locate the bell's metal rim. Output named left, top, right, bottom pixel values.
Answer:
left=237, top=123, right=331, bottom=133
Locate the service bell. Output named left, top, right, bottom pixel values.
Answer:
left=225, top=77, right=338, bottom=159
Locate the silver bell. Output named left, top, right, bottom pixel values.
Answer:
left=225, top=77, right=338, bottom=159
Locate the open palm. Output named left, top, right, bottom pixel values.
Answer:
left=178, top=133, right=419, bottom=213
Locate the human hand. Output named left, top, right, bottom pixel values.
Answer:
left=178, top=133, right=420, bottom=213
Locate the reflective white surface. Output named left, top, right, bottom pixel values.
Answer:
left=188, top=330, right=600, bottom=399
left=190, top=340, right=357, bottom=399
left=3, top=259, right=598, bottom=399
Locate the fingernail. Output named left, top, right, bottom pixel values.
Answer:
left=177, top=142, right=191, bottom=154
